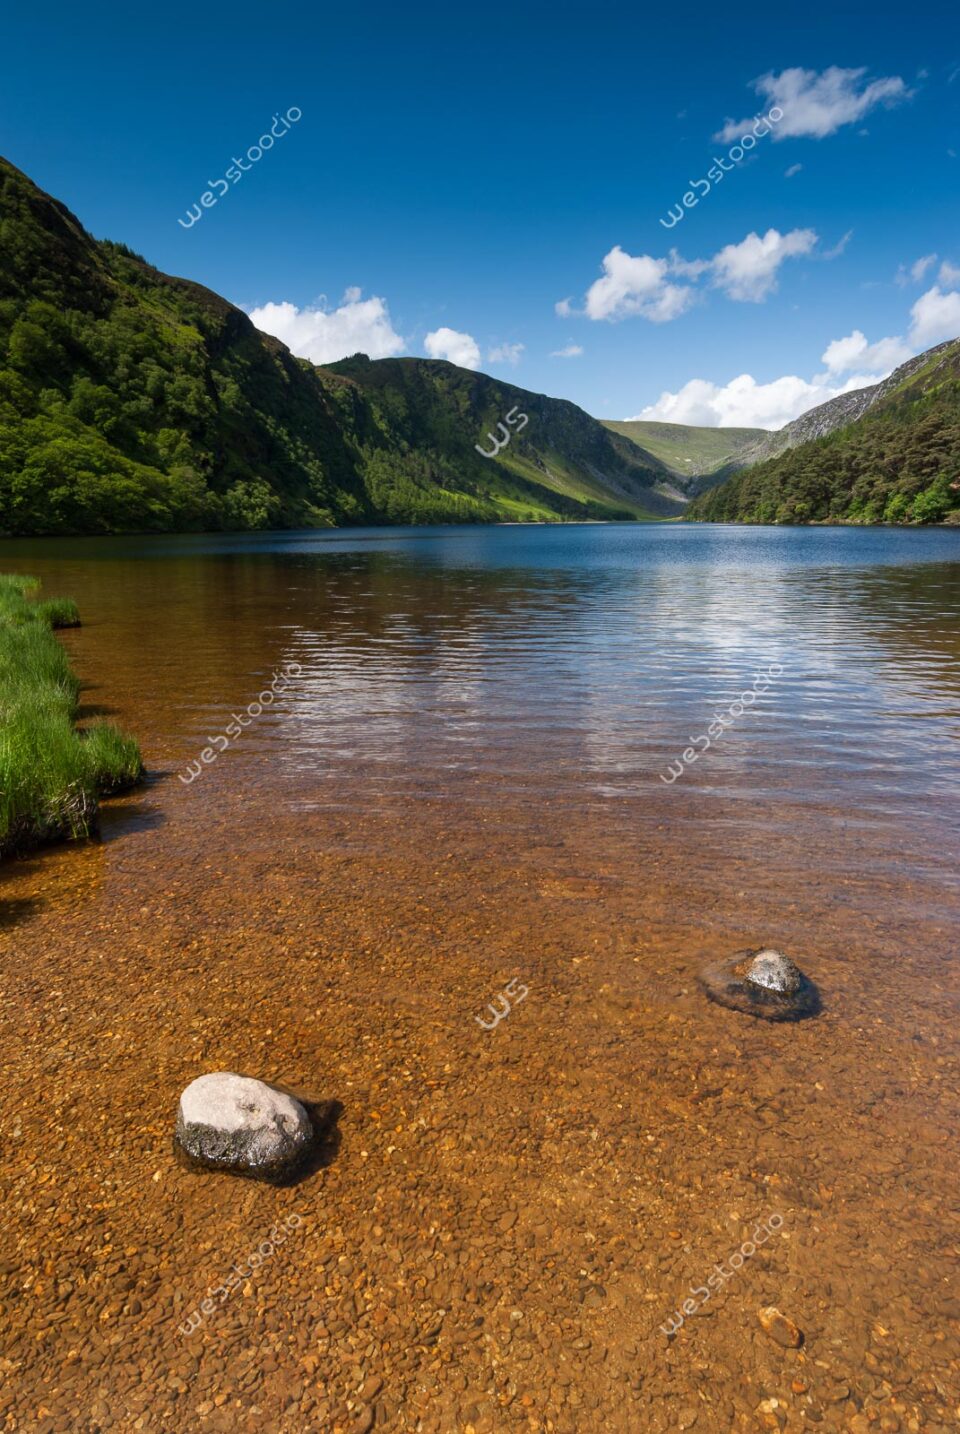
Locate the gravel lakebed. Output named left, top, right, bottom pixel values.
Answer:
left=2, top=773, right=958, bottom=1433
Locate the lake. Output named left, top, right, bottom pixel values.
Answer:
left=2, top=521, right=959, bottom=1430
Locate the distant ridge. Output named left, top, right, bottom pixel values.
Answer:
left=601, top=419, right=765, bottom=494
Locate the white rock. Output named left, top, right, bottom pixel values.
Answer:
left=746, top=949, right=802, bottom=995
left=176, top=1072, right=313, bottom=1178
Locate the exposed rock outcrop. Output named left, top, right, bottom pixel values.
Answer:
left=175, top=1072, right=314, bottom=1180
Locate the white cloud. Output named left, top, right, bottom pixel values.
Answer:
left=667, top=250, right=711, bottom=282
left=820, top=230, right=853, bottom=260
left=716, top=66, right=910, bottom=142
left=555, top=298, right=574, bottom=317
left=680, top=287, right=959, bottom=424
left=909, top=285, right=960, bottom=347
left=569, top=228, right=818, bottom=325
left=423, top=327, right=482, bottom=369
left=583, top=245, right=694, bottom=322
left=487, top=342, right=524, bottom=366
left=249, top=292, right=405, bottom=364
left=709, top=227, right=818, bottom=301
left=630, top=374, right=847, bottom=429
left=896, top=253, right=938, bottom=286
left=821, top=329, right=913, bottom=374
left=551, top=343, right=584, bottom=358
left=938, top=259, right=960, bottom=287
left=785, top=163, right=803, bottom=177
left=632, top=314, right=925, bottom=430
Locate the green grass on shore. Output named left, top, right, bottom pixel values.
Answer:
left=0, top=575, right=142, bottom=859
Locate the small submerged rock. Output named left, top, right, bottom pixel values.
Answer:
left=698, top=948, right=819, bottom=1021
left=758, top=1305, right=804, bottom=1348
left=175, top=1072, right=314, bottom=1180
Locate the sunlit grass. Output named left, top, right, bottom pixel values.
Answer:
left=0, top=575, right=142, bottom=858
left=35, top=596, right=82, bottom=628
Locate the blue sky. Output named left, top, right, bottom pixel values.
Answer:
left=3, top=0, right=959, bottom=426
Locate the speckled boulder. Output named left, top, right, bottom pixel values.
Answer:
left=745, top=949, right=802, bottom=995
left=698, top=948, right=819, bottom=1021
left=175, top=1072, right=314, bottom=1179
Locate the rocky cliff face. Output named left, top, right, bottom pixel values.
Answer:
left=739, top=341, right=960, bottom=466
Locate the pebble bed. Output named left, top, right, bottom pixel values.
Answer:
left=1, top=772, right=958, bottom=1433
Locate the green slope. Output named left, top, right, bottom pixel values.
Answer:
left=687, top=340, right=960, bottom=525
left=602, top=419, right=765, bottom=490
left=322, top=355, right=685, bottom=523
left=0, top=155, right=680, bottom=534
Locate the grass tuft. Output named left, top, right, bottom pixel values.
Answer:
left=36, top=596, right=82, bottom=628
left=0, top=575, right=143, bottom=859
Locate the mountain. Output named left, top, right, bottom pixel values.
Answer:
left=687, top=340, right=960, bottom=525
left=735, top=341, right=960, bottom=467
left=0, top=156, right=681, bottom=535
left=601, top=419, right=765, bottom=494
left=319, top=356, right=685, bottom=521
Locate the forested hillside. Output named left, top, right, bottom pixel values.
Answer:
left=688, top=341, right=960, bottom=525
left=0, top=156, right=677, bottom=534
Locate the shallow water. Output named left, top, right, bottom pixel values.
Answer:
left=2, top=522, right=959, bottom=1431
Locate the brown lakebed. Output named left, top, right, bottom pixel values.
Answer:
left=1, top=523, right=959, bottom=1432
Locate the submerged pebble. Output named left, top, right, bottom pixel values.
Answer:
left=758, top=1305, right=804, bottom=1348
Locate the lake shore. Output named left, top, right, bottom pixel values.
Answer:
left=0, top=575, right=142, bottom=862
left=4, top=780, right=958, bottom=1432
